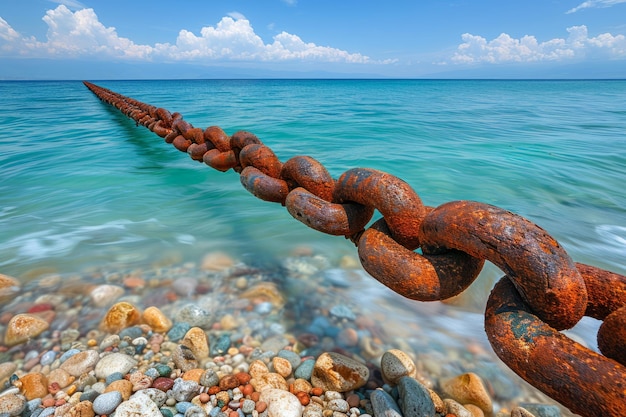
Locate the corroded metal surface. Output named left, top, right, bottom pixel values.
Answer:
left=84, top=81, right=626, bottom=417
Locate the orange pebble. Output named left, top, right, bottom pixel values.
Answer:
left=296, top=391, right=310, bottom=406
left=310, top=387, right=323, bottom=397
left=250, top=391, right=260, bottom=402
left=241, top=384, right=254, bottom=396
left=199, top=392, right=210, bottom=403
left=255, top=401, right=267, bottom=413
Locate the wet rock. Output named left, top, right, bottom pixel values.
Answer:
left=4, top=314, right=49, bottom=346
left=518, top=403, right=562, bottom=417
left=67, top=400, right=95, bottom=417
left=182, top=327, right=210, bottom=359
left=0, top=392, right=26, bottom=416
left=93, top=391, right=123, bottom=415
left=175, top=304, right=211, bottom=328
left=18, top=372, right=48, bottom=401
left=95, top=352, right=138, bottom=379
left=89, top=284, right=124, bottom=307
left=445, top=399, right=473, bottom=417
left=381, top=349, right=417, bottom=385
left=60, top=349, right=100, bottom=377
left=100, top=302, right=141, bottom=333
left=142, top=306, right=173, bottom=333
left=201, top=251, right=234, bottom=271
left=311, top=352, right=369, bottom=392
left=442, top=372, right=492, bottom=416
left=370, top=388, right=402, bottom=417
left=397, top=376, right=435, bottom=417
left=104, top=379, right=133, bottom=401
left=172, top=344, right=198, bottom=372
left=167, top=322, right=191, bottom=342
left=47, top=368, right=73, bottom=389
left=272, top=356, right=292, bottom=378
left=251, top=372, right=289, bottom=392
left=170, top=378, right=199, bottom=402
left=259, top=388, right=303, bottom=417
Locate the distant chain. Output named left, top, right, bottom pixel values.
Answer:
left=84, top=81, right=626, bottom=417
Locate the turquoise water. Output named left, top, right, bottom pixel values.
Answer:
left=1, top=79, right=625, bottom=281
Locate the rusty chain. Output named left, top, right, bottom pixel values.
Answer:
left=83, top=81, right=626, bottom=417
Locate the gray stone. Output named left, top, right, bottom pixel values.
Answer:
left=397, top=376, right=436, bottom=416
left=171, top=378, right=200, bottom=402
left=59, top=349, right=100, bottom=377
left=277, top=349, right=302, bottom=369
left=114, top=392, right=162, bottom=417
left=0, top=393, right=26, bottom=416
left=137, top=388, right=167, bottom=407
left=176, top=304, right=211, bottom=328
left=370, top=389, right=402, bottom=417
left=294, top=358, right=315, bottom=380
left=92, top=391, right=123, bottom=415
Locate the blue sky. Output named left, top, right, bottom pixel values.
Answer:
left=1, top=0, right=625, bottom=79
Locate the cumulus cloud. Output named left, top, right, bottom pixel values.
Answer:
left=48, top=0, right=87, bottom=9
left=451, top=25, right=626, bottom=64
left=566, top=0, right=626, bottom=14
left=0, top=5, right=374, bottom=65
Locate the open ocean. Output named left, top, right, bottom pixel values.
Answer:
left=1, top=79, right=625, bottom=414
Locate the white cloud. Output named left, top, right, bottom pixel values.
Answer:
left=0, top=5, right=375, bottom=65
left=451, top=25, right=626, bottom=64
left=566, top=0, right=626, bottom=14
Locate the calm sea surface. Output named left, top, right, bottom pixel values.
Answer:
left=2, top=79, right=624, bottom=279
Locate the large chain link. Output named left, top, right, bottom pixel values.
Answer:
left=84, top=81, right=626, bottom=417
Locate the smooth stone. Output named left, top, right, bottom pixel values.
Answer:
left=182, top=327, right=210, bottom=359
left=311, top=352, right=369, bottom=392
left=272, top=356, right=292, bottom=378
left=277, top=350, right=302, bottom=369
left=327, top=399, right=349, bottom=413
left=397, top=376, right=435, bottom=417
left=59, top=348, right=80, bottom=363
left=441, top=372, right=492, bottom=416
left=39, top=351, right=57, bottom=366
left=250, top=372, right=289, bottom=392
left=119, top=326, right=143, bottom=340
left=381, top=349, right=417, bottom=385
left=114, top=392, right=162, bottom=417
left=294, top=359, right=315, bottom=380
left=172, top=277, right=198, bottom=296
left=511, top=407, right=539, bottom=417
left=47, top=368, right=73, bottom=389
left=518, top=403, right=562, bottom=417
left=167, top=322, right=191, bottom=342
left=104, top=379, right=133, bottom=400
left=100, top=302, right=141, bottom=333
left=0, top=393, right=26, bottom=416
left=4, top=314, right=49, bottom=346
left=210, top=333, right=231, bottom=356
left=143, top=306, right=173, bottom=333
left=18, top=372, right=48, bottom=401
left=80, top=390, right=100, bottom=403
left=152, top=377, right=175, bottom=392
left=369, top=388, right=402, bottom=417
left=60, top=349, right=100, bottom=377
left=105, top=372, right=124, bottom=385
left=201, top=251, right=234, bottom=271
left=259, top=388, right=303, bottom=417
left=155, top=364, right=173, bottom=377
left=89, top=284, right=124, bottom=307
left=329, top=305, right=356, bottom=320
left=95, top=352, right=138, bottom=379
left=200, top=369, right=219, bottom=387
left=444, top=399, right=473, bottom=417
left=0, top=362, right=18, bottom=383
left=176, top=304, right=211, bottom=328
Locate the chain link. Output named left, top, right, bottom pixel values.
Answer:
left=84, top=81, right=626, bottom=417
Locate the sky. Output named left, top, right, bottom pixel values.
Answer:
left=1, top=0, right=625, bottom=79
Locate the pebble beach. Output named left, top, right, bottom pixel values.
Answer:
left=0, top=249, right=581, bottom=417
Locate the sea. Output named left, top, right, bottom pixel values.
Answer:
left=1, top=80, right=625, bottom=411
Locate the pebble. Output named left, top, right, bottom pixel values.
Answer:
left=201, top=251, right=234, bottom=271
left=272, top=356, right=293, bottom=378
left=441, top=372, right=493, bottom=416
left=259, top=388, right=303, bottom=417
left=114, top=391, right=163, bottom=417
left=311, top=352, right=369, bottom=392
left=168, top=322, right=191, bottom=342
left=172, top=277, right=198, bottom=296
left=176, top=304, right=211, bottom=328
left=0, top=393, right=26, bottom=416
left=294, top=359, right=315, bottom=380
left=380, top=349, right=417, bottom=385
left=104, top=379, right=134, bottom=400
left=60, top=349, right=100, bottom=377
left=47, top=368, right=73, bottom=389
left=95, top=352, right=138, bottom=379
left=100, top=301, right=142, bottom=333
left=89, top=284, right=124, bottom=307
left=0, top=361, right=18, bottom=383
left=182, top=327, right=210, bottom=359
left=18, top=372, right=49, bottom=400
left=250, top=372, right=289, bottom=392
left=4, top=313, right=50, bottom=346
left=69, top=400, right=95, bottom=417
left=171, top=378, right=200, bottom=402
left=143, top=306, right=173, bottom=332
left=369, top=388, right=402, bottom=417
left=39, top=350, right=57, bottom=366
left=397, top=376, right=436, bottom=417
left=172, top=344, right=199, bottom=372
left=445, top=399, right=473, bottom=417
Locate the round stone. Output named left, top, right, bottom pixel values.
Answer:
left=60, top=349, right=100, bottom=377
left=4, top=314, right=50, bottom=346
left=100, top=302, right=141, bottom=333
left=143, top=306, right=172, bottom=333
left=0, top=393, right=26, bottom=416
left=18, top=372, right=48, bottom=401
left=95, top=352, right=138, bottom=379
left=89, top=285, right=124, bottom=307
left=441, top=372, right=492, bottom=416
left=182, top=327, right=210, bottom=359
left=259, top=388, right=303, bottom=417
left=381, top=349, right=417, bottom=385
